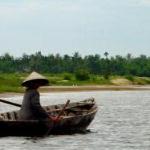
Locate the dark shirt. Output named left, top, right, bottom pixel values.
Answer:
left=19, top=88, right=49, bottom=120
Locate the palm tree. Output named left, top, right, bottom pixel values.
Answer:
left=104, top=52, right=109, bottom=79
left=104, top=52, right=109, bottom=59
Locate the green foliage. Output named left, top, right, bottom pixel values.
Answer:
left=63, top=73, right=72, bottom=80
left=0, top=52, right=150, bottom=78
left=125, top=75, right=134, bottom=81
left=90, top=75, right=111, bottom=84
left=0, top=73, right=150, bottom=93
left=0, top=73, right=23, bottom=93
left=133, top=77, right=150, bottom=85
left=75, top=69, right=90, bottom=81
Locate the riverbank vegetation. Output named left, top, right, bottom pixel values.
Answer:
left=0, top=52, right=150, bottom=92
left=0, top=73, right=150, bottom=93
left=0, top=52, right=150, bottom=76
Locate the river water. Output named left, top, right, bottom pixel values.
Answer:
left=0, top=90, right=150, bottom=150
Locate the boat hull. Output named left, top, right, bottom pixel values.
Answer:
left=0, top=98, right=97, bottom=136
left=0, top=121, right=49, bottom=136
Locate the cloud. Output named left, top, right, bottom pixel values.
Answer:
left=140, top=0, right=150, bottom=5
left=0, top=0, right=150, bottom=56
left=0, top=0, right=104, bottom=25
left=134, top=0, right=150, bottom=6
left=0, top=0, right=83, bottom=15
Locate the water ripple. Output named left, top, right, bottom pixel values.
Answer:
left=0, top=91, right=150, bottom=150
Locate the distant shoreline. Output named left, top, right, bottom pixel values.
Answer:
left=0, top=85, right=150, bottom=98
left=40, top=85, right=150, bottom=92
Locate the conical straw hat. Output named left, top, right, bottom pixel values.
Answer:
left=22, top=71, right=49, bottom=87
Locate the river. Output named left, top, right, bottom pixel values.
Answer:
left=0, top=90, right=150, bottom=150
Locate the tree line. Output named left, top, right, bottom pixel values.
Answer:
left=0, top=51, right=150, bottom=77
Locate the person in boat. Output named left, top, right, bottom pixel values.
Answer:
left=19, top=71, right=58, bottom=122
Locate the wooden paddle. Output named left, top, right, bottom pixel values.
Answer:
left=50, top=100, right=70, bottom=122
left=0, top=99, right=21, bottom=107
left=56, top=99, right=70, bottom=119
left=0, top=98, right=70, bottom=121
left=44, top=99, right=70, bottom=136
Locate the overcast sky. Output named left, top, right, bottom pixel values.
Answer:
left=0, top=0, right=150, bottom=57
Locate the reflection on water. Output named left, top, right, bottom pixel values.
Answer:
left=0, top=91, right=150, bottom=150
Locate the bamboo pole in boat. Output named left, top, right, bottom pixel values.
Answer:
left=0, top=99, right=21, bottom=107
left=56, top=99, right=70, bottom=119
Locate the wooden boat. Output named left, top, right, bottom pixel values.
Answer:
left=0, top=98, right=97, bottom=137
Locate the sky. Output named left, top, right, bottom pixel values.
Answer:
left=0, top=0, right=150, bottom=57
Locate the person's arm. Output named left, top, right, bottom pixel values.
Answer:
left=30, top=90, right=62, bottom=122
left=30, top=91, right=49, bottom=118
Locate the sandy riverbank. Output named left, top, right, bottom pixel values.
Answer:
left=0, top=85, right=150, bottom=98
left=40, top=85, right=150, bottom=92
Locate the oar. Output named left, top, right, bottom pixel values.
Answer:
left=50, top=100, right=70, bottom=121
left=0, top=98, right=70, bottom=120
left=0, top=99, right=21, bottom=107
left=44, top=99, right=70, bottom=136
left=56, top=99, right=70, bottom=120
